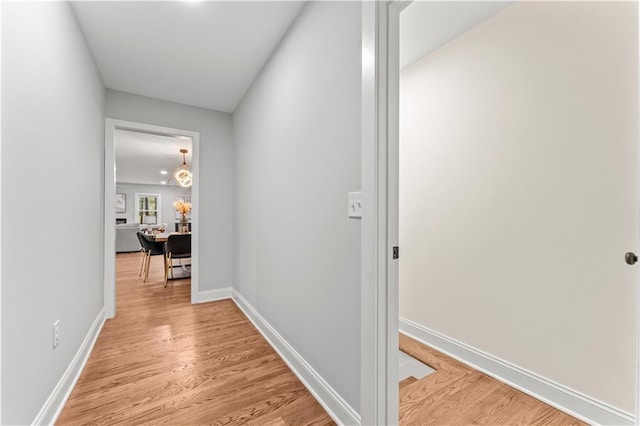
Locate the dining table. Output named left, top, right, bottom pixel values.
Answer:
left=151, top=231, right=191, bottom=243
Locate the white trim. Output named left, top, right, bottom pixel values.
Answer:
left=362, top=1, right=413, bottom=423
left=636, top=0, right=640, bottom=421
left=32, top=308, right=106, bottom=426
left=400, top=318, right=635, bottom=426
left=104, top=119, right=200, bottom=318
left=104, top=120, right=116, bottom=318
left=232, top=289, right=360, bottom=426
left=360, top=2, right=396, bottom=424
left=191, top=287, right=233, bottom=304
left=0, top=2, right=4, bottom=423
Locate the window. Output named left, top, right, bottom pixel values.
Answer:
left=135, top=193, right=161, bottom=225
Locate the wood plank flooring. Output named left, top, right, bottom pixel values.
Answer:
left=56, top=252, right=333, bottom=425
left=57, top=252, right=586, bottom=425
left=398, top=333, right=586, bottom=425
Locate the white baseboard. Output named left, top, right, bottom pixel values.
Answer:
left=191, top=287, right=233, bottom=304
left=32, top=308, right=106, bottom=426
left=400, top=317, right=634, bottom=426
left=232, top=289, right=360, bottom=426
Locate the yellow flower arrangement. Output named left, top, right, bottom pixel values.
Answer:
left=173, top=199, right=192, bottom=216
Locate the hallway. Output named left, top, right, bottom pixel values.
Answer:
left=56, top=253, right=332, bottom=425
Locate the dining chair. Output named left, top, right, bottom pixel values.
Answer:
left=164, top=234, right=191, bottom=287
left=135, top=231, right=148, bottom=278
left=138, top=232, right=166, bottom=283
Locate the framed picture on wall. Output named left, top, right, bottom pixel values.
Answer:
left=115, top=193, right=126, bottom=213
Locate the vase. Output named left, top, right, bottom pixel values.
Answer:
left=180, top=214, right=188, bottom=233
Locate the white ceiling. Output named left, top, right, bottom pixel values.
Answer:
left=115, top=129, right=192, bottom=186
left=71, top=1, right=305, bottom=113
left=400, top=1, right=513, bottom=70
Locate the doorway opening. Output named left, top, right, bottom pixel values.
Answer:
left=383, top=1, right=640, bottom=424
left=104, top=119, right=200, bottom=318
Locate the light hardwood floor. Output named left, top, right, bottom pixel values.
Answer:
left=56, top=252, right=333, bottom=425
left=58, top=252, right=585, bottom=425
left=399, top=334, right=585, bottom=425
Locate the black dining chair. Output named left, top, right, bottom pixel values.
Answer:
left=164, top=234, right=191, bottom=287
left=138, top=232, right=166, bottom=283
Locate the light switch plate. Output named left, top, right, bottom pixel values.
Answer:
left=348, top=192, right=362, bottom=218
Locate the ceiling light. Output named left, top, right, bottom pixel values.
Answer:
left=161, top=181, right=167, bottom=185
left=167, top=149, right=192, bottom=190
left=160, top=170, right=168, bottom=175
left=175, top=170, right=192, bottom=187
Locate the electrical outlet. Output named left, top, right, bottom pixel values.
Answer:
left=53, top=320, right=60, bottom=349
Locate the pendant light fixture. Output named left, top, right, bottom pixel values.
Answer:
left=167, top=149, right=192, bottom=190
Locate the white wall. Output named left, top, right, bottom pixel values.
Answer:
left=400, top=1, right=637, bottom=414
left=1, top=2, right=105, bottom=424
left=116, top=183, right=189, bottom=228
left=399, top=1, right=512, bottom=70
left=233, top=1, right=362, bottom=412
left=106, top=90, right=232, bottom=291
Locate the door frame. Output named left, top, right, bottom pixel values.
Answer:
left=104, top=118, right=200, bottom=318
left=0, top=2, right=4, bottom=423
left=360, top=1, right=410, bottom=424
left=636, top=2, right=640, bottom=421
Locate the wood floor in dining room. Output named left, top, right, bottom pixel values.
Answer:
left=57, top=252, right=584, bottom=425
